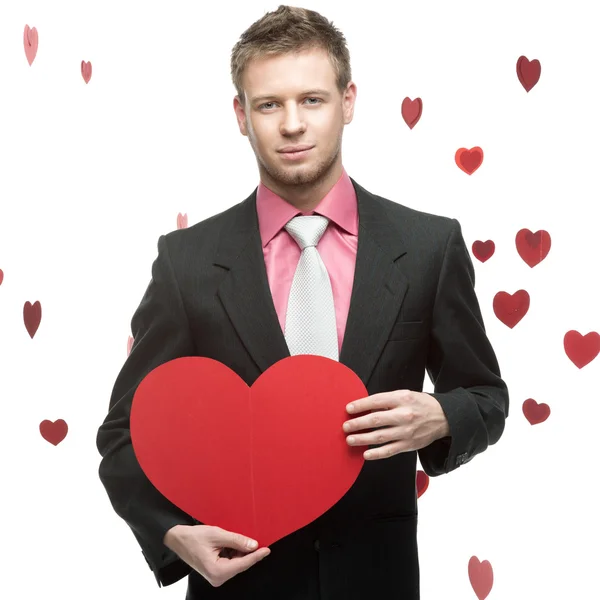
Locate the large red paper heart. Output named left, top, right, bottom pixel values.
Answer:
left=131, top=355, right=367, bottom=548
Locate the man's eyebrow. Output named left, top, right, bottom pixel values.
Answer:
left=250, top=89, right=332, bottom=103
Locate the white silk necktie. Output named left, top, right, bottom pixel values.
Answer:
left=283, top=215, right=339, bottom=361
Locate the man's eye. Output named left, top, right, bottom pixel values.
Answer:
left=259, top=98, right=322, bottom=110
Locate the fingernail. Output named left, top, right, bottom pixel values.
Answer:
left=248, top=540, right=258, bottom=549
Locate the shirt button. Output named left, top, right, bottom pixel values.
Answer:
left=314, top=540, right=320, bottom=551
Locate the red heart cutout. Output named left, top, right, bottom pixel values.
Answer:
left=23, top=300, right=42, bottom=338
left=468, top=556, right=494, bottom=600
left=131, top=355, right=366, bottom=548
left=40, top=419, right=68, bottom=445
left=455, top=147, right=484, bottom=174
left=515, top=228, right=551, bottom=267
left=401, top=97, right=423, bottom=129
left=564, top=330, right=600, bottom=368
left=522, top=398, right=550, bottom=425
left=416, top=470, right=429, bottom=498
left=516, top=55, right=541, bottom=92
left=493, top=290, right=530, bottom=328
left=472, top=240, right=495, bottom=262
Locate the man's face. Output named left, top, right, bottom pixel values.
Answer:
left=234, top=47, right=356, bottom=194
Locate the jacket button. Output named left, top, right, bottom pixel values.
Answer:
left=314, top=540, right=320, bottom=551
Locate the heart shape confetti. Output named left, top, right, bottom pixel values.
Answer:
left=523, top=399, right=551, bottom=425
left=515, top=229, right=551, bottom=267
left=455, top=147, right=484, bottom=175
left=401, top=97, right=423, bottom=129
left=468, top=556, right=494, bottom=600
left=472, top=240, right=495, bottom=263
left=564, top=330, right=600, bottom=368
left=493, top=290, right=530, bottom=328
left=517, top=55, right=541, bottom=92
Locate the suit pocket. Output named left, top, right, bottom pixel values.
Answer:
left=388, top=320, right=425, bottom=341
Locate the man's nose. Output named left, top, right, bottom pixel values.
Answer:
left=280, top=107, right=306, bottom=135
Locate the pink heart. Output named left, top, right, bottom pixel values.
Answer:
left=81, top=61, right=92, bottom=83
left=24, top=25, right=38, bottom=66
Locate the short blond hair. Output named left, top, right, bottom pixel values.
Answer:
left=230, top=5, right=352, bottom=106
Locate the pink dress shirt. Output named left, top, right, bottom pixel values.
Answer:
left=256, top=167, right=359, bottom=356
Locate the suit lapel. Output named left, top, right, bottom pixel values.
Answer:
left=215, top=177, right=409, bottom=386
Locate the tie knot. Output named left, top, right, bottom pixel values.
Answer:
left=284, top=215, right=330, bottom=250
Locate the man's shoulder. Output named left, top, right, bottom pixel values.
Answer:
left=371, top=190, right=458, bottom=242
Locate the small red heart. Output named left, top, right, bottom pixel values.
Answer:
left=0, top=268, right=4, bottom=285
left=523, top=399, right=550, bottom=425
left=472, top=240, right=495, bottom=262
left=401, top=97, right=423, bottom=129
left=177, top=213, right=188, bottom=229
left=455, top=147, right=483, bottom=174
left=131, top=355, right=366, bottom=548
left=416, top=470, right=429, bottom=498
left=564, top=330, right=600, bottom=368
left=517, top=55, right=541, bottom=92
left=493, top=290, right=530, bottom=328
left=468, top=556, right=494, bottom=600
left=24, top=300, right=42, bottom=338
left=40, top=419, right=68, bottom=445
left=515, top=229, right=551, bottom=267
left=81, top=60, right=92, bottom=83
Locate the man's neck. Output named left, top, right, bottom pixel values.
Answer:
left=261, top=164, right=343, bottom=212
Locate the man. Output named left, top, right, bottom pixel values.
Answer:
left=96, top=5, right=509, bottom=599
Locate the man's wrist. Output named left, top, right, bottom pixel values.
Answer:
left=163, top=524, right=188, bottom=548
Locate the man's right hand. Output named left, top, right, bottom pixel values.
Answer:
left=163, top=524, right=271, bottom=588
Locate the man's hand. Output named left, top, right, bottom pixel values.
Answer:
left=163, top=524, right=270, bottom=588
left=342, top=390, right=450, bottom=460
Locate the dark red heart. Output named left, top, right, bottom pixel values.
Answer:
left=24, top=300, right=42, bottom=338
left=131, top=355, right=367, bottom=548
left=493, top=290, right=530, bottom=328
left=40, top=419, right=68, bottom=445
left=516, top=56, right=541, bottom=92
left=472, top=240, right=495, bottom=263
left=522, top=399, right=550, bottom=425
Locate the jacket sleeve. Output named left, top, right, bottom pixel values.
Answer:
left=96, top=234, right=198, bottom=587
left=418, top=218, right=509, bottom=476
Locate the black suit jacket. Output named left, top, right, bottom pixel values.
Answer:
left=96, top=177, right=509, bottom=599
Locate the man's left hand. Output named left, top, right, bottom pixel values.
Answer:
left=343, top=390, right=450, bottom=460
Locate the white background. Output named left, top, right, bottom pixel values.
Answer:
left=0, top=0, right=598, bottom=598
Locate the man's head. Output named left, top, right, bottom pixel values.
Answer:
left=231, top=5, right=357, bottom=208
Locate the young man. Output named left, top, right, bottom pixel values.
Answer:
left=96, top=5, right=509, bottom=599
